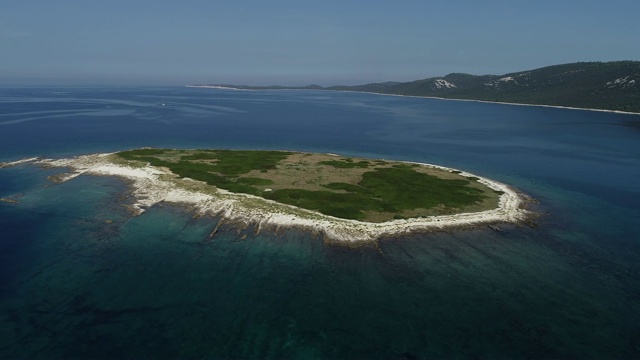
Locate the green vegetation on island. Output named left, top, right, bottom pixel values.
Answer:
left=193, top=61, right=640, bottom=113
left=116, top=149, right=500, bottom=222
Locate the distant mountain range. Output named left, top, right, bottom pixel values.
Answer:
left=191, top=61, right=640, bottom=113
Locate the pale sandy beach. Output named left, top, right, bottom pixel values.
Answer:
left=185, top=85, right=255, bottom=91
left=355, top=91, right=640, bottom=116
left=2, top=152, right=532, bottom=243
left=188, top=85, right=640, bottom=116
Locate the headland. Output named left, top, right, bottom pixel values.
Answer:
left=188, top=61, right=640, bottom=114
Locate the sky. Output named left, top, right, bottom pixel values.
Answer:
left=2, top=0, right=640, bottom=86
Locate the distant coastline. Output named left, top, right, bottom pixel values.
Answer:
left=188, top=60, right=640, bottom=115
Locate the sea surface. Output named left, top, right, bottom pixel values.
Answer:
left=0, top=87, right=639, bottom=359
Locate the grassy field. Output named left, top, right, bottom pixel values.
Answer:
left=116, top=149, right=500, bottom=222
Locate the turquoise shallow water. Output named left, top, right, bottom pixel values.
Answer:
left=1, top=87, right=639, bottom=358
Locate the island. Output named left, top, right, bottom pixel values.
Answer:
left=1, top=149, right=532, bottom=243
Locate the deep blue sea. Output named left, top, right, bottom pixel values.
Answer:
left=1, top=87, right=639, bottom=359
